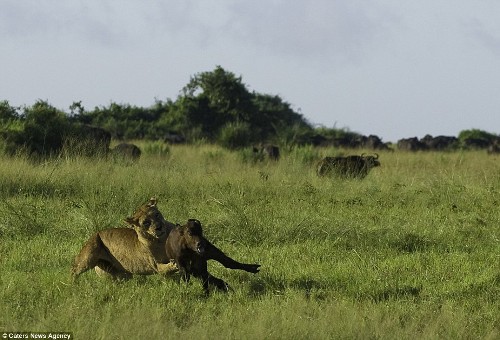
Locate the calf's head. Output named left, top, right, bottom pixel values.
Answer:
left=181, top=219, right=206, bottom=255
left=124, top=197, right=169, bottom=238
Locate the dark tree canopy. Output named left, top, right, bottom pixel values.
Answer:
left=61, top=66, right=313, bottom=144
left=0, top=100, right=20, bottom=123
left=167, top=66, right=312, bottom=145
left=21, top=100, right=70, bottom=156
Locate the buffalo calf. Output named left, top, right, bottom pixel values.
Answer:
left=166, top=219, right=230, bottom=294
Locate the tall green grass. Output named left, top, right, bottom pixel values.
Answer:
left=0, top=145, right=499, bottom=339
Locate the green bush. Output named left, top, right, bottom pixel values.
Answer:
left=239, top=147, right=264, bottom=163
left=20, top=101, right=70, bottom=157
left=218, top=121, right=252, bottom=149
left=143, top=140, right=170, bottom=157
left=0, top=100, right=20, bottom=122
left=458, top=129, right=498, bottom=143
left=288, top=145, right=321, bottom=165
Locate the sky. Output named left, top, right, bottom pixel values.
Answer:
left=1, top=1, right=500, bottom=142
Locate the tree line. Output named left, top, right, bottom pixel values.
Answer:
left=1, top=66, right=498, bottom=157
left=0, top=66, right=360, bottom=156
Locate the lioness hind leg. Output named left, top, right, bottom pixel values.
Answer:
left=95, top=261, right=132, bottom=280
left=71, top=233, right=110, bottom=280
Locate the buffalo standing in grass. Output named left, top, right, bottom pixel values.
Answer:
left=360, top=135, right=393, bottom=151
left=253, top=144, right=280, bottom=161
left=112, top=143, right=141, bottom=161
left=317, top=154, right=380, bottom=179
left=420, top=135, right=458, bottom=151
left=397, top=137, right=427, bottom=151
left=262, top=145, right=280, bottom=161
left=488, top=140, right=500, bottom=154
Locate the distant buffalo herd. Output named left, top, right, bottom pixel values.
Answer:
left=68, top=126, right=500, bottom=180
left=397, top=134, right=500, bottom=154
left=311, top=134, right=391, bottom=151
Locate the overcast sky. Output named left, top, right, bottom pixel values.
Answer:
left=1, top=1, right=499, bottom=142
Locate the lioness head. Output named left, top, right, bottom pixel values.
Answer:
left=125, top=198, right=169, bottom=239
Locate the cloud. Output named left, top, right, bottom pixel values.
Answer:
left=225, top=1, right=399, bottom=63
left=0, top=1, right=398, bottom=60
left=465, top=19, right=500, bottom=57
left=130, top=0, right=400, bottom=63
left=0, top=1, right=130, bottom=47
left=0, top=1, right=58, bottom=37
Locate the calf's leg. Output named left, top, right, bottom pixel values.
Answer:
left=204, top=241, right=260, bottom=274
left=191, top=257, right=230, bottom=293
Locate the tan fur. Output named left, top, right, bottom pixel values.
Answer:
left=71, top=198, right=178, bottom=280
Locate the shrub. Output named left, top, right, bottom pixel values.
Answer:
left=288, top=145, right=320, bottom=165
left=143, top=141, right=170, bottom=157
left=458, top=129, right=498, bottom=143
left=218, top=121, right=252, bottom=150
left=20, top=101, right=70, bottom=157
left=239, top=147, right=265, bottom=164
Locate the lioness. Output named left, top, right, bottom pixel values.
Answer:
left=72, top=198, right=260, bottom=281
left=71, top=198, right=177, bottom=280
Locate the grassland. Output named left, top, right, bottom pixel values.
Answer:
left=0, top=144, right=499, bottom=339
